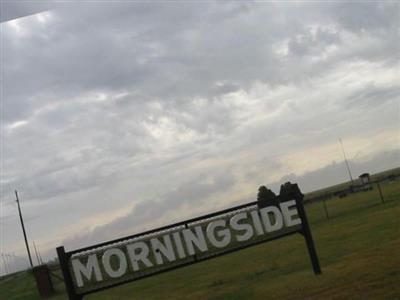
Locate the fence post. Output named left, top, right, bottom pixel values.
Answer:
left=376, top=182, right=385, bottom=204
left=322, top=198, right=329, bottom=219
left=293, top=185, right=322, bottom=275
left=56, top=246, right=82, bottom=300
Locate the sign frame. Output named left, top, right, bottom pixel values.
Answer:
left=57, top=184, right=321, bottom=300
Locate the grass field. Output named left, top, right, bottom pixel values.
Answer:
left=1, top=180, right=399, bottom=300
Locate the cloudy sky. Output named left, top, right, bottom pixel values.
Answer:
left=1, top=1, right=399, bottom=267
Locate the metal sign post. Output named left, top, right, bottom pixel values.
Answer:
left=57, top=247, right=82, bottom=300
left=293, top=187, right=322, bottom=275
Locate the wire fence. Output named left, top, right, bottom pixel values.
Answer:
left=0, top=253, right=31, bottom=278
left=304, top=177, right=400, bottom=224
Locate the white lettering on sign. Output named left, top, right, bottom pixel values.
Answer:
left=206, top=219, right=231, bottom=248
left=150, top=235, right=176, bottom=265
left=230, top=212, right=254, bottom=242
left=126, top=241, right=153, bottom=271
left=280, top=200, right=302, bottom=227
left=182, top=226, right=208, bottom=255
left=102, top=248, right=127, bottom=278
left=72, top=254, right=103, bottom=287
left=71, top=200, right=302, bottom=288
left=259, top=206, right=283, bottom=232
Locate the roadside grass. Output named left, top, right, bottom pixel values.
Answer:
left=1, top=180, right=399, bottom=300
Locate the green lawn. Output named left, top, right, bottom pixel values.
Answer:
left=1, top=180, right=399, bottom=300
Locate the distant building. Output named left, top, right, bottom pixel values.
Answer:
left=359, top=173, right=370, bottom=185
left=352, top=173, right=373, bottom=192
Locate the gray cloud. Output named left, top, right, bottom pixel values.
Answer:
left=346, top=85, right=400, bottom=108
left=4, top=2, right=398, bottom=123
left=332, top=2, right=399, bottom=32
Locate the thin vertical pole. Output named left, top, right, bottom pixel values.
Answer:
left=15, top=191, right=33, bottom=268
left=2, top=254, right=9, bottom=275
left=6, top=254, right=14, bottom=274
left=38, top=248, right=43, bottom=265
left=57, top=246, right=82, bottom=300
left=377, top=182, right=385, bottom=204
left=339, top=138, right=354, bottom=185
left=33, top=241, right=40, bottom=266
left=294, top=188, right=322, bottom=275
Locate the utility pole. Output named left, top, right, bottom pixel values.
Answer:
left=15, top=191, right=33, bottom=268
left=33, top=241, right=42, bottom=266
left=38, top=246, right=43, bottom=265
left=339, top=138, right=354, bottom=185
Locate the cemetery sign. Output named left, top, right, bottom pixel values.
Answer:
left=57, top=182, right=321, bottom=300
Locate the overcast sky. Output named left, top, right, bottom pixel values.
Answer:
left=1, top=1, right=399, bottom=267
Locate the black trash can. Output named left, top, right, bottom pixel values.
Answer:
left=32, top=265, right=55, bottom=298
